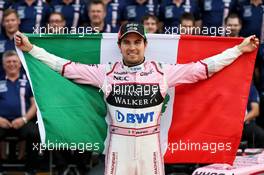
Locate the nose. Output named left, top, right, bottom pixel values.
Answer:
left=128, top=43, right=136, bottom=50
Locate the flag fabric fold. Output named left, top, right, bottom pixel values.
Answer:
left=16, top=34, right=257, bottom=164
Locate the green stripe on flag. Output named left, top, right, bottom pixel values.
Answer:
left=23, top=34, right=107, bottom=152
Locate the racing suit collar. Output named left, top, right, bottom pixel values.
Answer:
left=122, top=58, right=145, bottom=73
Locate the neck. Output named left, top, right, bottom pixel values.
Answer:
left=123, top=58, right=145, bottom=67
left=63, top=0, right=73, bottom=5
left=251, top=0, right=262, bottom=6
left=6, top=31, right=16, bottom=40
left=173, top=0, right=182, bottom=7
left=91, top=22, right=105, bottom=32
left=25, top=0, right=35, bottom=6
left=7, top=73, right=19, bottom=81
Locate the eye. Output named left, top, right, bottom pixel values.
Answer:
left=135, top=40, right=142, bottom=45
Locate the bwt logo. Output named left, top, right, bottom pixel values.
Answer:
left=115, top=110, right=154, bottom=123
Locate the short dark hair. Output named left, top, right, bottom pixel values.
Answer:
left=88, top=0, right=106, bottom=11
left=225, top=13, right=242, bottom=25
left=3, top=9, right=19, bottom=20
left=2, top=50, right=18, bottom=63
left=180, top=12, right=195, bottom=25
left=49, top=12, right=66, bottom=22
left=141, top=14, right=159, bottom=24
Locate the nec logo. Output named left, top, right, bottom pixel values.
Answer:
left=113, top=76, right=129, bottom=81
left=115, top=110, right=154, bottom=123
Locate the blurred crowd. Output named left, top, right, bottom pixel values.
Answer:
left=0, top=0, right=264, bottom=175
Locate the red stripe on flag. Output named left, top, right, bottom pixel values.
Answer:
left=164, top=35, right=257, bottom=164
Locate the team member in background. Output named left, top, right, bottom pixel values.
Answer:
left=11, top=0, right=51, bottom=33
left=142, top=14, right=160, bottom=33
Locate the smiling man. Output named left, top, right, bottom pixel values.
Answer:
left=0, top=50, right=38, bottom=173
left=15, top=22, right=259, bottom=175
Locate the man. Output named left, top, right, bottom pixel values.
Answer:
left=47, top=12, right=66, bottom=34
left=11, top=0, right=51, bottom=33
left=122, top=0, right=159, bottom=23
left=159, top=0, right=200, bottom=32
left=242, top=84, right=264, bottom=148
left=0, top=50, right=38, bottom=173
left=102, top=0, right=127, bottom=33
left=142, top=14, right=160, bottom=33
left=87, top=0, right=109, bottom=33
left=238, top=0, right=263, bottom=41
left=0, top=0, right=12, bottom=34
left=179, top=12, right=196, bottom=34
left=0, top=9, right=20, bottom=78
left=50, top=0, right=88, bottom=29
left=198, top=0, right=237, bottom=35
left=225, top=13, right=242, bottom=37
left=15, top=22, right=259, bottom=175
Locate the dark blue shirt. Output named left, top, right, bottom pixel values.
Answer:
left=199, top=0, right=237, bottom=28
left=50, top=0, right=88, bottom=29
left=238, top=1, right=264, bottom=39
left=0, top=0, right=13, bottom=34
left=12, top=0, right=51, bottom=33
left=0, top=33, right=15, bottom=79
left=105, top=0, right=127, bottom=33
left=247, top=84, right=260, bottom=112
left=0, top=75, right=33, bottom=120
left=122, top=0, right=159, bottom=23
left=159, top=0, right=200, bottom=29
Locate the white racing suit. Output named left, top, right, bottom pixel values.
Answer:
left=29, top=45, right=242, bottom=175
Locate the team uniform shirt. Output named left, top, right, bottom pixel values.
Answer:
left=0, top=0, right=12, bottom=34
left=247, top=84, right=260, bottom=112
left=105, top=0, right=127, bottom=33
left=0, top=75, right=33, bottom=120
left=50, top=0, right=88, bottom=29
left=122, top=0, right=159, bottom=23
left=12, top=0, right=51, bottom=33
left=199, top=0, right=237, bottom=29
left=238, top=1, right=264, bottom=41
left=159, top=0, right=200, bottom=30
left=0, top=33, right=15, bottom=79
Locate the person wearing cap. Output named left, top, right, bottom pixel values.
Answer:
left=14, top=22, right=259, bottom=175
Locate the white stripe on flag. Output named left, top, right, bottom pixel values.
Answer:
left=100, top=33, right=180, bottom=155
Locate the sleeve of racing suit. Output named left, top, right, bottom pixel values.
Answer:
left=164, top=46, right=242, bottom=88
left=29, top=45, right=106, bottom=88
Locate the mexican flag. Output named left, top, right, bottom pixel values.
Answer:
left=16, top=34, right=257, bottom=164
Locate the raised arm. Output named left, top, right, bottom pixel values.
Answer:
left=164, top=35, right=259, bottom=88
left=15, top=32, right=106, bottom=88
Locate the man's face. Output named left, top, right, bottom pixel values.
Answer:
left=3, top=55, right=21, bottom=76
left=226, top=18, right=241, bottom=37
left=143, top=18, right=158, bottom=34
left=48, top=14, right=66, bottom=33
left=3, top=13, right=20, bottom=34
left=180, top=19, right=194, bottom=34
left=89, top=4, right=106, bottom=25
left=119, top=33, right=147, bottom=66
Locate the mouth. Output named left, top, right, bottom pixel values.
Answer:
left=128, top=53, right=138, bottom=56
